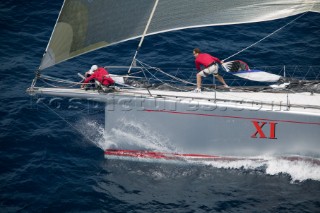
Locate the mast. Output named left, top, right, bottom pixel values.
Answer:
left=128, top=0, right=159, bottom=74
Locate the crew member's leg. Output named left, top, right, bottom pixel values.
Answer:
left=196, top=72, right=202, bottom=89
left=215, top=74, right=229, bottom=88
left=103, top=78, right=115, bottom=86
left=211, top=64, right=229, bottom=88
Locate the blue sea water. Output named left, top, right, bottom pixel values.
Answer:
left=1, top=0, right=320, bottom=212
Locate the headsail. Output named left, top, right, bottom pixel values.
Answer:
left=40, top=0, right=320, bottom=70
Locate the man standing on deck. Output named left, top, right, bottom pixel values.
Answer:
left=193, top=48, right=229, bottom=92
left=81, top=65, right=115, bottom=89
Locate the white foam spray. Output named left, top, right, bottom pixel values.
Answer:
left=78, top=117, right=178, bottom=153
left=265, top=157, right=320, bottom=182
left=200, top=156, right=320, bottom=182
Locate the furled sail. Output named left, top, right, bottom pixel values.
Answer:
left=39, top=0, right=320, bottom=70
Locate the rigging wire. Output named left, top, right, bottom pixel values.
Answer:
left=136, top=60, right=197, bottom=87
left=40, top=79, right=59, bottom=88
left=136, top=60, right=189, bottom=91
left=41, top=75, right=82, bottom=84
left=223, top=12, right=308, bottom=61
left=30, top=69, right=41, bottom=88
left=41, top=100, right=98, bottom=145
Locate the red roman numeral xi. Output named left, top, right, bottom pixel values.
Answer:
left=251, top=121, right=277, bottom=139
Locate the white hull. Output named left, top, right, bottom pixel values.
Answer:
left=30, top=87, right=320, bottom=158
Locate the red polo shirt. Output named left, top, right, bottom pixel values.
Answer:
left=83, top=67, right=115, bottom=86
left=195, top=53, right=221, bottom=70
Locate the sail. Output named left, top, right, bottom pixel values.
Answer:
left=39, top=0, right=320, bottom=70
left=222, top=61, right=282, bottom=82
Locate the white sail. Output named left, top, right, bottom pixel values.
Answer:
left=39, top=0, right=320, bottom=70
left=222, top=60, right=282, bottom=82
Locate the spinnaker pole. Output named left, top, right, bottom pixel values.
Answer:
left=128, top=0, right=159, bottom=75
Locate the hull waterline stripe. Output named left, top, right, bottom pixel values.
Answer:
left=106, top=149, right=219, bottom=158
left=144, top=109, right=320, bottom=125
left=105, top=149, right=224, bottom=160
left=104, top=149, right=320, bottom=164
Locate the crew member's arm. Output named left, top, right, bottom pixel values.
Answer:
left=195, top=61, right=201, bottom=71
left=81, top=73, right=95, bottom=88
left=212, top=56, right=222, bottom=64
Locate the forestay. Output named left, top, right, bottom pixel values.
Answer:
left=39, top=0, right=320, bottom=70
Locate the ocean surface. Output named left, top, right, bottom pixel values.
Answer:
left=1, top=1, right=320, bottom=212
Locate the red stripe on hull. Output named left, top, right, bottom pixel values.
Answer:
left=105, top=149, right=220, bottom=160
left=104, top=149, right=258, bottom=162
left=104, top=149, right=320, bottom=164
left=144, top=109, right=320, bottom=126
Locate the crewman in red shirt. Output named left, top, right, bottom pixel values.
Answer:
left=81, top=65, right=115, bottom=89
left=193, top=48, right=229, bottom=92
